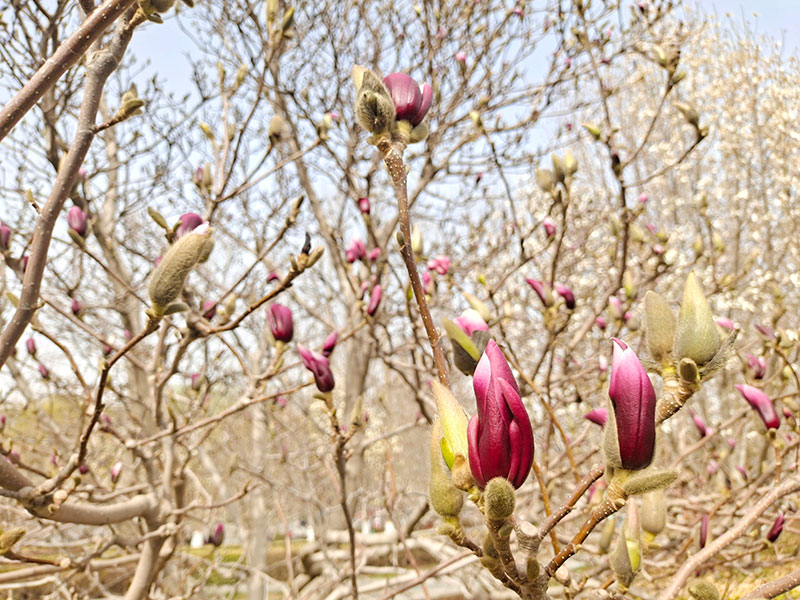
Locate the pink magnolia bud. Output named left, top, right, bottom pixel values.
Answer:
left=267, top=272, right=280, bottom=283
left=525, top=278, right=554, bottom=307
left=367, top=285, right=382, bottom=316
left=322, top=331, right=339, bottom=357
left=207, top=523, right=225, bottom=547
left=267, top=303, right=294, bottom=343
left=0, top=222, right=10, bottom=250
left=78, top=464, right=89, bottom=475
left=202, top=300, right=216, bottom=320
left=193, top=167, right=204, bottom=187
left=274, top=396, right=287, bottom=409
left=382, top=73, right=433, bottom=126
left=103, top=345, right=113, bottom=357
left=652, top=244, right=665, bottom=255
left=608, top=339, right=656, bottom=470
left=67, top=206, right=88, bottom=237
left=454, top=309, right=489, bottom=336
left=0, top=415, right=5, bottom=430
left=595, top=316, right=607, bottom=330
left=707, top=460, right=719, bottom=476
left=700, top=514, right=708, bottom=548
left=368, top=247, right=381, bottom=262
left=766, top=513, right=785, bottom=542
left=111, top=461, right=123, bottom=483
left=746, top=353, right=766, bottom=380
left=468, top=340, right=533, bottom=489
left=727, top=438, right=736, bottom=450
left=455, top=51, right=467, bottom=64
left=783, top=406, right=794, bottom=420
left=358, top=197, right=371, bottom=214
left=175, top=213, right=204, bottom=238
left=26, top=337, right=37, bottom=356
left=422, top=271, right=433, bottom=294
left=598, top=355, right=608, bottom=372
left=513, top=6, right=523, bottom=16
left=554, top=283, right=575, bottom=309
left=21, top=254, right=28, bottom=273
left=327, top=111, right=340, bottom=122
left=584, top=407, right=608, bottom=427
left=71, top=298, right=82, bottom=317
left=38, top=363, right=50, bottom=380
left=736, top=464, right=748, bottom=480
left=190, top=373, right=203, bottom=391
left=755, top=323, right=776, bottom=339
left=298, top=345, right=335, bottom=392
left=689, top=409, right=708, bottom=437
left=608, top=296, right=624, bottom=320
left=427, top=255, right=450, bottom=275
left=542, top=216, right=557, bottom=238
left=715, top=317, right=735, bottom=331
left=638, top=193, right=648, bottom=204
left=8, top=450, right=20, bottom=465
left=736, top=384, right=780, bottom=429
left=345, top=238, right=367, bottom=263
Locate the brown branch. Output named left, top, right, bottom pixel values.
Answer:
left=740, top=566, right=800, bottom=599
left=0, top=0, right=139, bottom=142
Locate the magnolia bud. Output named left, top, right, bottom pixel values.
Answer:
left=644, top=291, right=675, bottom=362
left=429, top=420, right=464, bottom=518
left=674, top=272, right=720, bottom=366
left=484, top=477, right=516, bottom=520
left=641, top=489, right=666, bottom=537
left=688, top=580, right=720, bottom=600
left=148, top=224, right=214, bottom=317
left=432, top=382, right=469, bottom=470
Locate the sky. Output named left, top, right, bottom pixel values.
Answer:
left=132, top=1, right=799, bottom=97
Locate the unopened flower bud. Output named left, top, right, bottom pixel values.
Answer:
left=542, top=216, right=556, bottom=238
left=525, top=278, right=554, bottom=307
left=688, top=580, right=720, bottom=600
left=429, top=420, right=464, bottom=518
left=366, top=285, right=382, bottom=316
left=175, top=213, right=203, bottom=238
left=26, top=337, right=37, bottom=356
left=67, top=206, right=88, bottom=238
left=321, top=331, right=338, bottom=357
left=267, top=303, right=293, bottom=343
left=358, top=197, right=371, bottom=214
left=71, top=298, right=82, bottom=317
left=111, top=461, right=123, bottom=483
left=383, top=73, right=433, bottom=126
left=298, top=346, right=335, bottom=392
left=484, top=477, right=516, bottom=520
left=0, top=222, right=10, bottom=250
left=554, top=283, right=575, bottom=309
left=736, top=384, right=780, bottom=429
left=641, top=489, right=666, bottom=537
left=675, top=272, right=720, bottom=366
left=766, top=513, right=785, bottom=542
left=584, top=407, right=607, bottom=427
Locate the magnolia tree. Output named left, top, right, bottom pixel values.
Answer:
left=0, top=0, right=798, bottom=598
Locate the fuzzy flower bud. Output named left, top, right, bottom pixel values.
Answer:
left=644, top=291, right=675, bottom=362
left=352, top=66, right=396, bottom=135
left=675, top=272, right=721, bottom=365
left=67, top=206, right=88, bottom=238
left=736, top=384, right=780, bottom=429
left=298, top=346, right=335, bottom=392
left=584, top=407, right=608, bottom=427
left=267, top=303, right=293, bottom=343
left=429, top=420, right=464, bottom=518
left=148, top=223, right=214, bottom=317
left=641, top=489, right=666, bottom=537
left=467, top=341, right=534, bottom=489
left=382, top=73, right=433, bottom=126
left=605, top=339, right=656, bottom=470
left=484, top=477, right=516, bottom=520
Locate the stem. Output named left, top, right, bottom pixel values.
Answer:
left=379, top=140, right=449, bottom=386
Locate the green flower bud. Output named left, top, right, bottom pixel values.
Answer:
left=484, top=477, right=516, bottom=520
left=536, top=168, right=554, bottom=192
left=644, top=291, right=675, bottom=362
left=675, top=272, right=720, bottom=365
left=599, top=516, right=616, bottom=554
left=551, top=154, right=566, bottom=184
left=688, top=579, right=720, bottom=600
left=409, top=122, right=429, bottom=143
left=563, top=150, right=578, bottom=176
left=429, top=420, right=464, bottom=518
left=622, top=469, right=678, bottom=496
left=433, top=382, right=469, bottom=469
left=641, top=489, right=666, bottom=537
left=0, top=528, right=26, bottom=554
left=148, top=225, right=213, bottom=318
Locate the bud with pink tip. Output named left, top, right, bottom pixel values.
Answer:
left=298, top=345, right=335, bottom=392
left=0, top=223, right=10, bottom=250
left=358, top=197, right=371, bottom=214
left=38, top=363, right=50, bottom=380
left=175, top=213, right=204, bottom=238
left=427, top=255, right=450, bottom=275
left=638, top=193, right=648, bottom=204
left=554, top=283, right=575, bottom=309
left=103, top=345, right=113, bottom=357
left=67, top=206, right=88, bottom=237
left=345, top=238, right=367, bottom=263
left=78, top=464, right=89, bottom=475
left=542, top=216, right=556, bottom=238
left=267, top=272, right=280, bottom=283
left=736, top=384, right=780, bottom=429
left=700, top=514, right=708, bottom=548
left=525, top=278, right=554, bottom=307
left=366, top=285, right=382, bottom=316
left=584, top=407, right=608, bottom=427
left=111, top=461, right=123, bottom=483
left=267, top=303, right=294, bottom=343
left=202, top=301, right=216, bottom=320
left=755, top=323, right=776, bottom=339
left=21, top=255, right=28, bottom=272
left=422, top=271, right=433, bottom=294
left=446, top=309, right=490, bottom=376
left=322, top=331, right=338, bottom=357
left=715, top=317, right=735, bottom=331
left=368, top=247, right=381, bottom=262
left=382, top=73, right=433, bottom=126
left=746, top=353, right=766, bottom=380
left=26, top=337, right=37, bottom=356
left=274, top=396, right=287, bottom=409
left=688, top=409, right=708, bottom=437
left=71, top=298, right=82, bottom=317
left=467, top=340, right=533, bottom=489
left=595, top=316, right=607, bottom=330
left=207, top=523, right=225, bottom=546
left=606, top=339, right=656, bottom=470
left=455, top=51, right=467, bottom=64
left=766, top=513, right=785, bottom=542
